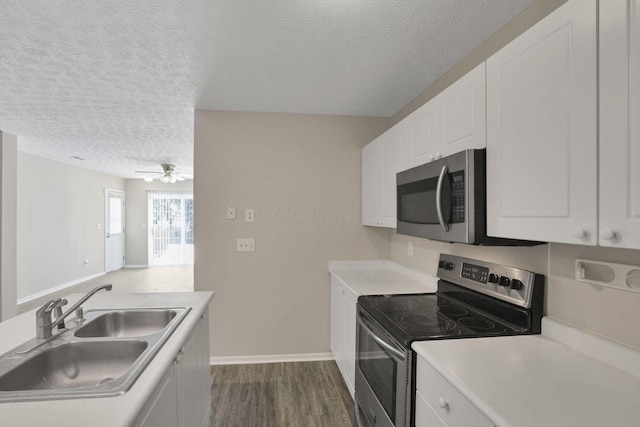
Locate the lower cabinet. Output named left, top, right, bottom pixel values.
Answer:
left=330, top=275, right=358, bottom=396
left=136, top=311, right=211, bottom=427
left=415, top=357, right=494, bottom=427
left=138, top=366, right=179, bottom=427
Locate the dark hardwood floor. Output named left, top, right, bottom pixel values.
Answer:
left=210, top=361, right=355, bottom=427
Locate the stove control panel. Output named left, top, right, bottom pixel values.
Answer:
left=461, top=263, right=489, bottom=283
left=437, top=254, right=544, bottom=309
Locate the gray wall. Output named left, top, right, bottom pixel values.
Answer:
left=124, top=179, right=193, bottom=267
left=17, top=152, right=124, bottom=301
left=194, top=111, right=391, bottom=359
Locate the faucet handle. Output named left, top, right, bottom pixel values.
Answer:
left=36, top=298, right=65, bottom=316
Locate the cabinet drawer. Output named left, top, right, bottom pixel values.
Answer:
left=415, top=390, right=447, bottom=427
left=416, top=358, right=493, bottom=427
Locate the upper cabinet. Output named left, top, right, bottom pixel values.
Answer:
left=362, top=123, right=404, bottom=228
left=486, top=0, right=598, bottom=245
left=362, top=64, right=486, bottom=228
left=403, top=63, right=486, bottom=170
left=599, top=0, right=640, bottom=248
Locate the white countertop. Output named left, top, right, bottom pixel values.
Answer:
left=329, top=260, right=438, bottom=295
left=412, top=317, right=640, bottom=427
left=0, top=291, right=214, bottom=427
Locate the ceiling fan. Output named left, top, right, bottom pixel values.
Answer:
left=135, top=164, right=192, bottom=183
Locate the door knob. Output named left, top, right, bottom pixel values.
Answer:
left=600, top=228, right=617, bottom=241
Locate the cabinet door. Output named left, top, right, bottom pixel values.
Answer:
left=440, top=63, right=486, bottom=156
left=404, top=99, right=442, bottom=169
left=379, top=125, right=404, bottom=227
left=330, top=278, right=344, bottom=367
left=599, top=0, right=640, bottom=248
left=486, top=0, right=597, bottom=244
left=362, top=139, right=380, bottom=226
left=139, top=364, right=179, bottom=427
left=176, top=314, right=212, bottom=427
left=342, top=291, right=357, bottom=396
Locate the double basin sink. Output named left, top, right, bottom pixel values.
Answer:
left=0, top=307, right=190, bottom=402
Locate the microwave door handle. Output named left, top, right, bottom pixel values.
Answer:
left=358, top=316, right=405, bottom=362
left=436, top=165, right=449, bottom=232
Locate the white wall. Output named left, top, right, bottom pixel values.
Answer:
left=194, top=110, right=391, bottom=359
left=0, top=132, right=17, bottom=320
left=124, top=179, right=193, bottom=267
left=17, top=153, right=124, bottom=301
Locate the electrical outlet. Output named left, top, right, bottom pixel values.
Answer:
left=236, top=238, right=255, bottom=252
left=245, top=208, right=254, bottom=222
left=408, top=241, right=413, bottom=256
left=227, top=207, right=236, bottom=220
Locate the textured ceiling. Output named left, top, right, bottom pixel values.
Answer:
left=0, top=0, right=535, bottom=178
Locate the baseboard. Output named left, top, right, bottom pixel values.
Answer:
left=124, top=264, right=148, bottom=269
left=17, top=271, right=106, bottom=312
left=210, top=352, right=334, bottom=366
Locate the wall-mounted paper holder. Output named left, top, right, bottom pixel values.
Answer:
left=575, top=259, right=640, bottom=293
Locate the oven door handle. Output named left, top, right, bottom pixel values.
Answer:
left=358, top=316, right=406, bottom=361
left=436, top=165, right=449, bottom=232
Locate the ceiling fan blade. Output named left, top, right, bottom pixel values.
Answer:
left=135, top=170, right=162, bottom=174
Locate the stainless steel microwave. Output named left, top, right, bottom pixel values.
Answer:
left=396, top=149, right=538, bottom=245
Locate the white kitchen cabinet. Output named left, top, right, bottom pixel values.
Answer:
left=486, top=0, right=598, bottom=245
left=136, top=311, right=211, bottom=427
left=138, top=366, right=179, bottom=427
left=176, top=312, right=211, bottom=427
left=599, top=0, right=640, bottom=249
left=361, top=124, right=404, bottom=228
left=404, top=99, right=441, bottom=169
left=415, top=357, right=494, bottom=427
left=439, top=63, right=486, bottom=156
left=330, top=275, right=358, bottom=396
left=403, top=63, right=486, bottom=170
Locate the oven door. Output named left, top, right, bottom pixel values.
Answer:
left=355, top=309, right=408, bottom=427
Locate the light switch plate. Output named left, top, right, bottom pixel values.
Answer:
left=245, top=208, right=254, bottom=222
left=227, top=206, right=236, bottom=220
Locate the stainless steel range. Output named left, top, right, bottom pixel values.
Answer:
left=354, top=254, right=544, bottom=427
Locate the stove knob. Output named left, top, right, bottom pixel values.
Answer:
left=438, top=261, right=446, bottom=269
left=498, top=276, right=511, bottom=287
left=445, top=262, right=455, bottom=271
left=510, top=279, right=524, bottom=290
left=488, top=273, right=499, bottom=284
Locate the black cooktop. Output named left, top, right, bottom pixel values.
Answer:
left=358, top=290, right=526, bottom=347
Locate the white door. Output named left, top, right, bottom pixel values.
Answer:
left=362, top=139, right=380, bottom=226
left=599, top=0, right=640, bottom=249
left=486, top=0, right=597, bottom=244
left=105, top=189, right=125, bottom=272
left=439, top=62, right=486, bottom=156
left=403, top=99, right=442, bottom=169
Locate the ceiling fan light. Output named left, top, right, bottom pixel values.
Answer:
left=160, top=175, right=170, bottom=184
left=144, top=176, right=154, bottom=182
left=169, top=176, right=177, bottom=184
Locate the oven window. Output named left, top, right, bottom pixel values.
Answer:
left=358, top=327, right=398, bottom=420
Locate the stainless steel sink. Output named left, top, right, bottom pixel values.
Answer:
left=0, top=340, right=147, bottom=391
left=0, top=306, right=190, bottom=402
left=74, top=309, right=178, bottom=338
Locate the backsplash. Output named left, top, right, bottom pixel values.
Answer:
left=390, top=233, right=640, bottom=351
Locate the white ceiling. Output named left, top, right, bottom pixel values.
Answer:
left=0, top=0, right=535, bottom=179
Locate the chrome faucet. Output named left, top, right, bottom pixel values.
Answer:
left=35, top=284, right=113, bottom=339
